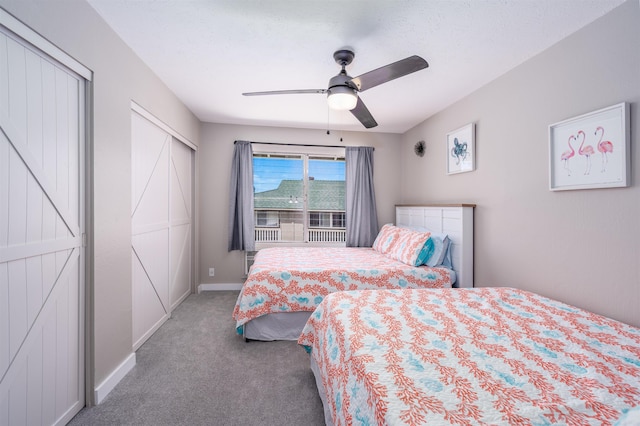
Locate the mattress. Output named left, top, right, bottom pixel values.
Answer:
left=299, top=287, right=640, bottom=425
left=233, top=247, right=454, bottom=337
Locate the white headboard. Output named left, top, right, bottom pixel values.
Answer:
left=395, top=204, right=475, bottom=288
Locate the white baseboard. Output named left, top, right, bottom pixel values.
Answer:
left=198, top=283, right=243, bottom=292
left=94, top=352, right=136, bottom=404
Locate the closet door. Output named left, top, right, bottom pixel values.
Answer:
left=131, top=110, right=194, bottom=350
left=169, top=138, right=192, bottom=310
left=0, top=25, right=86, bottom=425
left=131, top=112, right=171, bottom=349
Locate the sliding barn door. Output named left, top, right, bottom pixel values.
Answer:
left=169, top=139, right=192, bottom=311
left=131, top=110, right=193, bottom=350
left=0, top=22, right=86, bottom=426
left=131, top=112, right=170, bottom=349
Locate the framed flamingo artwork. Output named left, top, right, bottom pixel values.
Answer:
left=447, top=123, right=475, bottom=175
left=549, top=102, right=629, bottom=191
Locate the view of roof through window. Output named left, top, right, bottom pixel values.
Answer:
left=253, top=154, right=346, bottom=244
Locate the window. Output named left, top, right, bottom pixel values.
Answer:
left=332, top=212, right=345, bottom=228
left=253, top=151, right=345, bottom=243
left=255, top=211, right=279, bottom=227
left=309, top=212, right=330, bottom=228
left=309, top=212, right=345, bottom=228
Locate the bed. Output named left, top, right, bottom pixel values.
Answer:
left=298, top=287, right=640, bottom=426
left=232, top=205, right=475, bottom=340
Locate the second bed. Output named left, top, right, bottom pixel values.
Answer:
left=233, top=205, right=474, bottom=340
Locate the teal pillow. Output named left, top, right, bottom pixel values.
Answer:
left=425, top=234, right=450, bottom=267
left=415, top=237, right=435, bottom=266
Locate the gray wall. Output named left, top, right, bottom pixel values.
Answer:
left=0, top=0, right=201, bottom=391
left=399, top=0, right=640, bottom=327
left=198, top=123, right=401, bottom=285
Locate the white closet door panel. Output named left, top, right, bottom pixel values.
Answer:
left=1, top=114, right=79, bottom=240
left=170, top=173, right=190, bottom=222
left=132, top=142, right=169, bottom=230
left=132, top=230, right=169, bottom=308
left=7, top=146, right=27, bottom=247
left=26, top=173, right=43, bottom=243
left=26, top=334, right=43, bottom=426
left=41, top=310, right=57, bottom=424
left=41, top=60, right=57, bottom=190
left=66, top=265, right=81, bottom=405
left=54, top=69, right=69, bottom=208
left=55, top=281, right=70, bottom=416
left=7, top=259, right=27, bottom=360
left=0, top=34, right=7, bottom=119
left=49, top=71, right=80, bottom=233
left=25, top=49, right=43, bottom=169
left=42, top=194, right=58, bottom=242
left=6, top=36, right=27, bottom=136
left=2, top=248, right=72, bottom=378
left=131, top=113, right=169, bottom=216
left=1, top=21, right=85, bottom=425
left=170, top=223, right=190, bottom=307
left=0, top=393, right=6, bottom=426
left=3, top=132, right=76, bottom=247
left=132, top=250, right=168, bottom=345
left=0, top=135, right=7, bottom=248
left=169, top=138, right=192, bottom=308
left=1, top=249, right=80, bottom=425
left=132, top=110, right=171, bottom=350
left=170, top=139, right=191, bottom=221
left=25, top=255, right=43, bottom=326
left=131, top=112, right=167, bottom=206
left=42, top=252, right=57, bottom=301
left=0, top=262, right=8, bottom=377
left=8, top=362, right=27, bottom=425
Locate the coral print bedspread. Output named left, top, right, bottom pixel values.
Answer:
left=232, top=247, right=452, bottom=334
left=298, top=288, right=640, bottom=426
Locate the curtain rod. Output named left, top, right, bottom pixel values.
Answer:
left=234, top=140, right=373, bottom=151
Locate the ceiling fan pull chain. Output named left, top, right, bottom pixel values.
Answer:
left=326, top=106, right=330, bottom=135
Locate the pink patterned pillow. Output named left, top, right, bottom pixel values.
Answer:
left=372, top=224, right=431, bottom=266
left=372, top=224, right=399, bottom=253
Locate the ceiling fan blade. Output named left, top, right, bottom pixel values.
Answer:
left=242, top=89, right=326, bottom=96
left=350, top=97, right=378, bottom=129
left=350, top=55, right=428, bottom=92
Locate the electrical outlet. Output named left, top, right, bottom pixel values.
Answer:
left=209, top=267, right=215, bottom=277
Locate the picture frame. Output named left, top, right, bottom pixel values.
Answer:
left=549, top=102, right=629, bottom=191
left=447, top=123, right=475, bottom=174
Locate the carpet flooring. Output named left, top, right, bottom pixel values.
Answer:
left=68, top=291, right=325, bottom=425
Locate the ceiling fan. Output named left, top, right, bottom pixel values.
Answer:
left=242, top=49, right=429, bottom=129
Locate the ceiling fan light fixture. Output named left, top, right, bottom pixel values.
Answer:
left=327, top=86, right=357, bottom=111
left=243, top=49, right=428, bottom=128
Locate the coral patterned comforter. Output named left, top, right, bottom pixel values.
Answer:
left=298, top=288, right=640, bottom=426
left=232, top=247, right=452, bottom=335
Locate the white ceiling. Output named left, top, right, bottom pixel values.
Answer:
left=87, top=0, right=625, bottom=134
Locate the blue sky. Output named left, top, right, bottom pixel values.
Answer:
left=253, top=157, right=345, bottom=193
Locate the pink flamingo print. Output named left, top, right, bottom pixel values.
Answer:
left=576, top=130, right=594, bottom=175
left=595, top=126, right=614, bottom=172
left=560, top=135, right=576, bottom=176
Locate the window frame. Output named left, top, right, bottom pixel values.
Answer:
left=252, top=145, right=345, bottom=247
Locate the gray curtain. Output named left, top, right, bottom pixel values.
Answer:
left=345, top=146, right=379, bottom=247
left=228, top=141, right=255, bottom=251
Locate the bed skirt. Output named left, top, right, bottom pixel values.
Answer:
left=243, top=311, right=313, bottom=341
